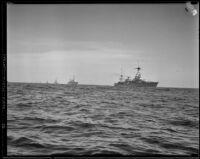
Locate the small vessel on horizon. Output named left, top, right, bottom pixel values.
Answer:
left=114, top=66, right=158, bottom=88
left=67, top=75, right=78, bottom=86
left=54, top=79, right=58, bottom=84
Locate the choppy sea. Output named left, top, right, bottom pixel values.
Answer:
left=7, top=82, right=199, bottom=156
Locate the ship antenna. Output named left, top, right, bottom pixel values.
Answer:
left=135, top=63, right=141, bottom=80
left=121, top=66, right=122, bottom=75
left=136, top=66, right=141, bottom=71
left=120, top=65, right=123, bottom=82
left=54, top=77, right=57, bottom=84
left=136, top=60, right=141, bottom=72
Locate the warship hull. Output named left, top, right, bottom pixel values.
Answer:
left=114, top=81, right=158, bottom=88
left=114, top=65, right=158, bottom=89
left=67, top=82, right=78, bottom=86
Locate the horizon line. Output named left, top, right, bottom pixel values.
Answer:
left=7, top=81, right=199, bottom=89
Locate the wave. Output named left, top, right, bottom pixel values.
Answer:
left=7, top=83, right=199, bottom=156
left=8, top=136, right=45, bottom=148
left=16, top=103, right=31, bottom=108
left=168, top=118, right=199, bottom=128
left=141, top=136, right=199, bottom=155
left=50, top=150, right=124, bottom=156
left=41, top=125, right=75, bottom=133
left=22, top=116, right=57, bottom=123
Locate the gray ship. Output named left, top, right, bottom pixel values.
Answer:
left=54, top=79, right=58, bottom=84
left=67, top=75, right=78, bottom=86
left=114, top=66, right=158, bottom=88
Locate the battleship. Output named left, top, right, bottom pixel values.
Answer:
left=67, top=75, right=78, bottom=86
left=54, top=79, right=58, bottom=84
left=114, top=66, right=158, bottom=88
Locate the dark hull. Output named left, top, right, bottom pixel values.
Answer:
left=114, top=81, right=158, bottom=88
left=67, top=82, right=78, bottom=86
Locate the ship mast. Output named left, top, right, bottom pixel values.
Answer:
left=54, top=77, right=58, bottom=84
left=119, top=66, right=124, bottom=82
left=73, top=74, right=75, bottom=81
left=135, top=66, right=141, bottom=80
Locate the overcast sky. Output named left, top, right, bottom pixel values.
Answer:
left=7, top=4, right=199, bottom=88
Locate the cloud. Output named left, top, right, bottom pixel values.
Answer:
left=8, top=40, right=98, bottom=54
left=8, top=39, right=146, bottom=69
left=8, top=39, right=142, bottom=55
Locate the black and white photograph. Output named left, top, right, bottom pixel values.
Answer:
left=6, top=3, right=199, bottom=156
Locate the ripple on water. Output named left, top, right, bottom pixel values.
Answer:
left=7, top=83, right=199, bottom=156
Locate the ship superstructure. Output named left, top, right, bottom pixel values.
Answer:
left=54, top=79, right=58, bottom=84
left=114, top=66, right=158, bottom=88
left=67, top=75, right=78, bottom=86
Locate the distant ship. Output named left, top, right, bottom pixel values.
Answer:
left=67, top=75, right=78, bottom=86
left=54, top=79, right=58, bottom=84
left=114, top=66, right=158, bottom=88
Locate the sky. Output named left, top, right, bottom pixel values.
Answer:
left=7, top=4, right=199, bottom=88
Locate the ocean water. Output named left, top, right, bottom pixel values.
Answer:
left=7, top=82, right=199, bottom=156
